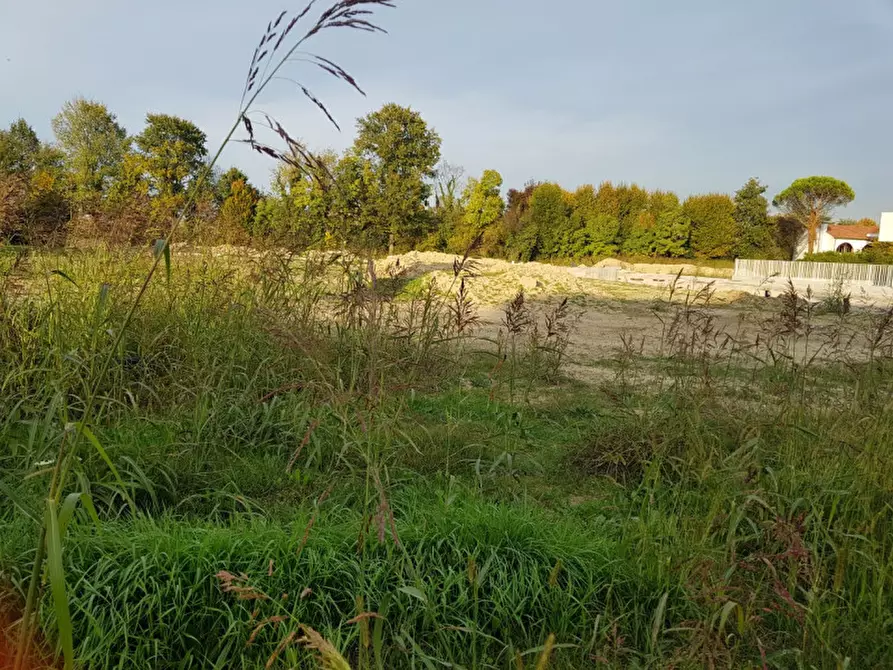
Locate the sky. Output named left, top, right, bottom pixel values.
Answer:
left=2, top=0, right=892, bottom=218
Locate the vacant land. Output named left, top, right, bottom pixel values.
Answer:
left=1, top=246, right=892, bottom=669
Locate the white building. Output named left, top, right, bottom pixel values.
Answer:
left=795, top=212, right=891, bottom=259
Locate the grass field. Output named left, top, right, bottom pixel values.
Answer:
left=1, top=245, right=892, bottom=669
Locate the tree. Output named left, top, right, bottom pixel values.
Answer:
left=434, top=162, right=465, bottom=212
left=652, top=203, right=691, bottom=257
left=216, top=167, right=252, bottom=204
left=0, top=120, right=70, bottom=244
left=773, top=176, right=855, bottom=255
left=836, top=217, right=877, bottom=227
left=97, top=151, right=153, bottom=244
left=613, top=183, right=650, bottom=251
left=219, top=178, right=261, bottom=243
left=427, top=162, right=466, bottom=251
left=566, top=185, right=620, bottom=258
left=0, top=174, right=27, bottom=240
left=489, top=181, right=537, bottom=258
left=514, top=183, right=570, bottom=260
left=51, top=98, right=129, bottom=211
left=684, top=194, right=736, bottom=258
left=135, top=113, right=208, bottom=198
left=0, top=119, right=41, bottom=175
left=352, top=103, right=441, bottom=252
left=733, top=178, right=774, bottom=258
left=621, top=211, right=656, bottom=256
left=449, top=169, right=503, bottom=252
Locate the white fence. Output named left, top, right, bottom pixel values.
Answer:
left=734, top=259, right=893, bottom=287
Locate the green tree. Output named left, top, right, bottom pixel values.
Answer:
left=98, top=151, right=153, bottom=244
left=255, top=152, right=342, bottom=246
left=614, top=183, right=650, bottom=251
left=426, top=162, right=465, bottom=251
left=135, top=113, right=208, bottom=198
left=490, top=182, right=536, bottom=258
left=621, top=211, right=656, bottom=256
left=684, top=193, right=736, bottom=258
left=51, top=98, right=129, bottom=211
left=216, top=167, right=252, bottom=204
left=773, top=176, right=855, bottom=255
left=835, top=217, right=877, bottom=227
left=514, top=183, right=570, bottom=260
left=733, top=178, right=774, bottom=258
left=0, top=120, right=70, bottom=244
left=449, top=169, right=503, bottom=252
left=352, top=103, right=441, bottom=252
left=219, top=178, right=261, bottom=243
left=652, top=203, right=691, bottom=257
left=0, top=119, right=41, bottom=175
left=566, top=185, right=620, bottom=258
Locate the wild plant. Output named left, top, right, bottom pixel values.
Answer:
left=11, top=3, right=396, bottom=669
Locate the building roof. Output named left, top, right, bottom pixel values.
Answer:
left=827, top=224, right=879, bottom=241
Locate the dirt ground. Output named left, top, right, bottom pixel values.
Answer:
left=380, top=251, right=892, bottom=372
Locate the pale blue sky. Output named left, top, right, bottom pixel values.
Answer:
left=2, top=0, right=892, bottom=217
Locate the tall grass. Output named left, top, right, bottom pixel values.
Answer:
left=6, top=3, right=399, bottom=666
left=2, top=245, right=893, bottom=666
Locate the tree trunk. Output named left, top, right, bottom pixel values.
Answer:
left=807, top=210, right=819, bottom=255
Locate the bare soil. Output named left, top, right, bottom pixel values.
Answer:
left=381, top=251, right=891, bottom=375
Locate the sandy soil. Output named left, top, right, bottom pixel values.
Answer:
left=379, top=251, right=892, bottom=373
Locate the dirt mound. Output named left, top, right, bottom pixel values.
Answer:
left=594, top=258, right=628, bottom=269
left=626, top=263, right=732, bottom=279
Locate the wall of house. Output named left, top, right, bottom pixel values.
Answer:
left=880, top=212, right=893, bottom=242
left=817, top=225, right=833, bottom=253
left=797, top=223, right=871, bottom=257
left=838, top=239, right=871, bottom=253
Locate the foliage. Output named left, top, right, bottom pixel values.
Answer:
left=215, top=167, right=252, bottom=204
left=134, top=113, right=209, bottom=198
left=803, top=242, right=893, bottom=265
left=219, top=178, right=261, bottom=243
left=510, top=183, right=569, bottom=261
left=773, top=215, right=805, bottom=261
left=566, top=185, right=620, bottom=258
left=51, top=98, right=129, bottom=212
left=1, top=103, right=823, bottom=262
left=448, top=169, right=504, bottom=252
left=651, top=200, right=690, bottom=258
left=425, top=162, right=466, bottom=251
left=836, top=217, right=877, bottom=227
left=2, top=248, right=893, bottom=668
left=352, top=103, right=442, bottom=252
left=0, top=119, right=41, bottom=175
left=0, top=119, right=70, bottom=244
left=733, top=177, right=775, bottom=258
left=684, top=193, right=736, bottom=258
left=773, top=176, right=855, bottom=255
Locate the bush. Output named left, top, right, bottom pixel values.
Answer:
left=803, top=243, right=893, bottom=265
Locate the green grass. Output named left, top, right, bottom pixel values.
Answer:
left=2, top=490, right=672, bottom=669
left=2, top=246, right=892, bottom=668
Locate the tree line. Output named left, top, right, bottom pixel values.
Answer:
left=1, top=97, right=865, bottom=260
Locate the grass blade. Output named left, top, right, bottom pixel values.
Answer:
left=78, top=492, right=101, bottom=528
left=45, top=499, right=74, bottom=670
left=57, top=492, right=82, bottom=536
left=717, top=600, right=739, bottom=636
left=76, top=423, right=137, bottom=512
left=153, top=239, right=172, bottom=284
left=0, top=477, right=39, bottom=523
left=397, top=585, right=427, bottom=604
left=651, top=591, right=669, bottom=651
left=49, top=269, right=79, bottom=289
